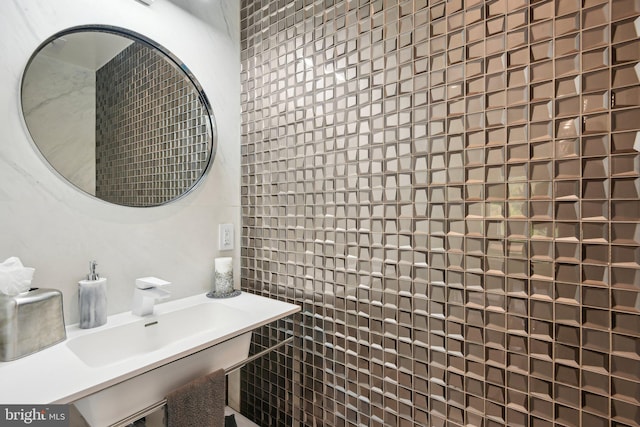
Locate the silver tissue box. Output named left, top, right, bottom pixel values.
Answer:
left=0, top=288, right=66, bottom=361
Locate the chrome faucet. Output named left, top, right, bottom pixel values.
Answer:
left=132, top=277, right=171, bottom=316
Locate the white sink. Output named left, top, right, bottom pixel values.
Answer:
left=0, top=293, right=299, bottom=427
left=69, top=294, right=299, bottom=426
left=66, top=303, right=239, bottom=367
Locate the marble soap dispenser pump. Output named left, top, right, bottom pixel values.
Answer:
left=78, top=261, right=107, bottom=329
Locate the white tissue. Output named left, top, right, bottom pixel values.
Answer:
left=0, top=257, right=35, bottom=296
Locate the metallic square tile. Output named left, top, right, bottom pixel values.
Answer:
left=240, top=1, right=640, bottom=426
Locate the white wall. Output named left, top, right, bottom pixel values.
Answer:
left=0, top=0, right=240, bottom=324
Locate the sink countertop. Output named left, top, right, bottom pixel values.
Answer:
left=0, top=292, right=299, bottom=404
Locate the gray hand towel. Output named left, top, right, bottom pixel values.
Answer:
left=166, top=369, right=226, bottom=427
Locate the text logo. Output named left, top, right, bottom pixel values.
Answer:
left=0, top=406, right=68, bottom=426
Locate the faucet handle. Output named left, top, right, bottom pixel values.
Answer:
left=135, top=277, right=171, bottom=290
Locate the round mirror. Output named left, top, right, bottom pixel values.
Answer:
left=21, top=26, right=216, bottom=207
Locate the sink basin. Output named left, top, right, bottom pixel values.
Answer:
left=65, top=293, right=299, bottom=427
left=67, top=303, right=238, bottom=367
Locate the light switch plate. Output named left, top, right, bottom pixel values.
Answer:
left=219, top=224, right=234, bottom=250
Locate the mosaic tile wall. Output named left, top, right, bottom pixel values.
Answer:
left=240, top=318, right=297, bottom=426
left=96, top=42, right=211, bottom=207
left=240, top=0, right=640, bottom=426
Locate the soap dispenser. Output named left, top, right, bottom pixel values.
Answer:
left=78, top=260, right=107, bottom=329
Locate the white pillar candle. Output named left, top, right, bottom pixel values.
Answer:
left=214, top=257, right=233, bottom=294
left=214, top=257, right=232, bottom=274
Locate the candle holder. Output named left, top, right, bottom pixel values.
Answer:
left=206, top=257, right=241, bottom=299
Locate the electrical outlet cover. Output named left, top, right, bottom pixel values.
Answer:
left=219, top=224, right=234, bottom=250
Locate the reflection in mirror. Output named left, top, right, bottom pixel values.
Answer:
left=21, top=26, right=215, bottom=207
